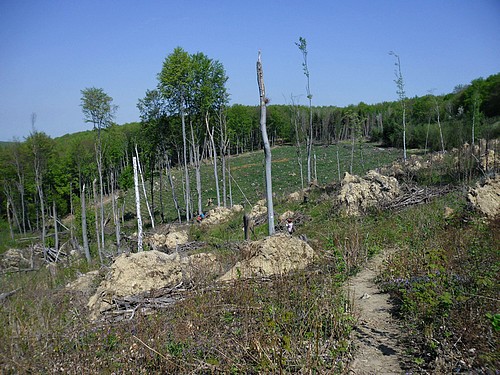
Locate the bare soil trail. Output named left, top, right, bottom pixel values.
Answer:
left=347, top=249, right=407, bottom=375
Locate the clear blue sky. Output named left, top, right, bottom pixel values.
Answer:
left=1, top=0, right=499, bottom=141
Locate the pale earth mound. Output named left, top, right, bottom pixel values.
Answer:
left=467, top=174, right=500, bottom=218
left=86, top=233, right=316, bottom=319
left=335, top=171, right=400, bottom=216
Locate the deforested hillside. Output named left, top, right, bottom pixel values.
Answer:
left=0, top=141, right=498, bottom=373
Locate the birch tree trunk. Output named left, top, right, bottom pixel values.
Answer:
left=6, top=200, right=14, bottom=240
left=93, top=179, right=103, bottom=263
left=53, top=200, right=58, bottom=255
left=206, top=113, right=221, bottom=207
left=165, top=156, right=182, bottom=223
left=133, top=156, right=143, bottom=252
left=190, top=122, right=204, bottom=216
left=110, top=168, right=121, bottom=254
left=181, top=108, right=191, bottom=222
left=256, top=51, right=275, bottom=236
left=81, top=183, right=91, bottom=263
left=135, top=145, right=154, bottom=228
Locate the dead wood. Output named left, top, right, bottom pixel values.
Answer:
left=0, top=288, right=21, bottom=302
left=382, top=184, right=454, bottom=211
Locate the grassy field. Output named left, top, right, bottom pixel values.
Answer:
left=122, top=142, right=402, bottom=224
left=0, top=142, right=498, bottom=373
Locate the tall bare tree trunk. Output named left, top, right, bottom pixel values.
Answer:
left=95, top=139, right=105, bottom=253
left=110, top=168, right=121, bottom=254
left=257, top=51, right=275, bottom=236
left=181, top=108, right=191, bottom=222
left=93, top=179, right=103, bottom=263
left=133, top=156, right=143, bottom=252
left=81, top=183, right=91, bottom=263
left=190, top=122, right=204, bottom=216
left=135, top=145, right=154, bottom=228
left=6, top=200, right=14, bottom=240
left=53, top=200, right=59, bottom=255
left=165, top=156, right=182, bottom=223
left=206, top=113, right=221, bottom=207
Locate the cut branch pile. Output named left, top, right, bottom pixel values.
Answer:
left=45, top=247, right=67, bottom=263
left=101, top=281, right=191, bottom=322
left=382, top=184, right=454, bottom=211
left=157, top=241, right=207, bottom=254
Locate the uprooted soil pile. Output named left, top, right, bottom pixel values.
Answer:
left=335, top=171, right=400, bottom=216
left=378, top=139, right=499, bottom=178
left=201, top=204, right=244, bottom=227
left=87, top=251, right=220, bottom=319
left=467, top=174, right=500, bottom=218
left=219, top=233, right=317, bottom=281
left=85, top=233, right=316, bottom=319
left=146, top=229, right=189, bottom=251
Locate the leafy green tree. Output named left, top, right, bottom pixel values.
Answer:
left=25, top=130, right=54, bottom=253
left=80, top=87, right=117, bottom=261
left=158, top=47, right=193, bottom=221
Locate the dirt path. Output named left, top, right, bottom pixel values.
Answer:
left=346, top=249, right=406, bottom=375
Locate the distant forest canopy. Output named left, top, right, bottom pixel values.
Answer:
left=0, top=72, right=499, bottom=229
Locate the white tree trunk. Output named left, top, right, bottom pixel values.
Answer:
left=165, top=156, right=182, bottom=223
left=81, top=184, right=91, bottom=263
left=93, top=179, right=103, bottom=263
left=133, top=156, right=143, bottom=252
left=135, top=145, right=154, bottom=228
left=257, top=51, right=275, bottom=236
left=181, top=108, right=191, bottom=222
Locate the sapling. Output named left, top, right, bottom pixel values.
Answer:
left=389, top=51, right=407, bottom=161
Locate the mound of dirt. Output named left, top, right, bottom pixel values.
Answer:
left=249, top=199, right=267, bottom=220
left=467, top=175, right=500, bottom=218
left=87, top=250, right=219, bottom=319
left=0, top=248, right=32, bottom=271
left=219, top=233, right=317, bottom=281
left=335, top=171, right=400, bottom=216
left=147, top=229, right=189, bottom=251
left=201, top=204, right=243, bottom=227
left=66, top=270, right=100, bottom=295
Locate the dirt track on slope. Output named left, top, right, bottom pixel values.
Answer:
left=347, top=249, right=406, bottom=375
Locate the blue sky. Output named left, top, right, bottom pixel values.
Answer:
left=1, top=0, right=499, bottom=141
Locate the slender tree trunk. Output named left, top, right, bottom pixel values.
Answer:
left=69, top=182, right=75, bottom=244
left=81, top=183, right=91, bottom=263
left=435, top=100, right=445, bottom=153
left=53, top=200, right=59, bottom=255
left=93, top=179, right=103, bottom=263
left=165, top=156, right=182, bottom=223
left=6, top=200, right=14, bottom=240
left=133, top=156, right=143, bottom=252
left=37, top=182, right=46, bottom=257
left=257, top=51, right=275, bottom=235
left=206, top=113, right=221, bottom=207
left=95, top=138, right=105, bottom=253
left=228, top=147, right=233, bottom=207
left=158, top=157, right=165, bottom=223
left=190, top=122, right=204, bottom=216
left=135, top=145, right=154, bottom=228
left=4, top=185, right=21, bottom=233
left=110, top=168, right=121, bottom=254
left=181, top=108, right=191, bottom=222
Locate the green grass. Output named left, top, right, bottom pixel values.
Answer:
left=122, top=142, right=401, bottom=224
